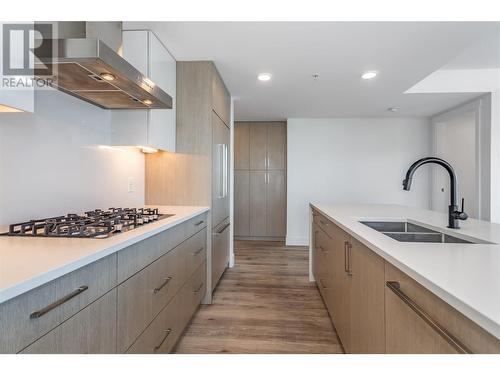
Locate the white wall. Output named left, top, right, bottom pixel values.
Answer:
left=491, top=91, right=500, bottom=223
left=0, top=88, right=145, bottom=225
left=286, top=118, right=432, bottom=246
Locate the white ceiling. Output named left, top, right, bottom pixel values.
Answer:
left=125, top=22, right=500, bottom=120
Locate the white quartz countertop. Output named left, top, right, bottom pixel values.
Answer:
left=310, top=203, right=500, bottom=340
left=0, top=206, right=209, bottom=304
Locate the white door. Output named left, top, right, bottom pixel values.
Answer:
left=432, top=111, right=478, bottom=218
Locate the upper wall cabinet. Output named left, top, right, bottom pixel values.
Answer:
left=0, top=22, right=34, bottom=113
left=110, top=30, right=176, bottom=152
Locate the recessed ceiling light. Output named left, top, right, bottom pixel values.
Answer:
left=387, top=107, right=399, bottom=112
left=361, top=71, right=378, bottom=80
left=143, top=99, right=153, bottom=106
left=257, top=73, right=272, bottom=82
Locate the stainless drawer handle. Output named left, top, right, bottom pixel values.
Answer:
left=193, top=282, right=204, bottom=294
left=153, top=277, right=173, bottom=294
left=214, top=223, right=230, bottom=235
left=386, top=281, right=472, bottom=354
left=153, top=328, right=172, bottom=352
left=194, top=220, right=204, bottom=227
left=30, top=286, right=88, bottom=319
left=192, top=247, right=204, bottom=256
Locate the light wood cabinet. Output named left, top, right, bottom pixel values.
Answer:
left=212, top=220, right=230, bottom=290
left=212, top=69, right=231, bottom=126
left=0, top=254, right=116, bottom=354
left=267, top=123, right=286, bottom=170
left=22, top=290, right=117, bottom=354
left=312, top=210, right=383, bottom=354
left=324, top=217, right=352, bottom=352
left=234, top=170, right=250, bottom=236
left=266, top=171, right=286, bottom=237
left=235, top=122, right=250, bottom=170
left=310, top=207, right=500, bottom=354
left=1, top=214, right=208, bottom=354
left=117, top=241, right=183, bottom=352
left=249, top=124, right=268, bottom=170
left=146, top=61, right=231, bottom=299
left=127, top=260, right=207, bottom=354
left=212, top=111, right=230, bottom=227
left=385, top=262, right=500, bottom=354
left=111, top=30, right=176, bottom=152
left=235, top=122, right=286, bottom=240
left=249, top=171, right=268, bottom=237
left=350, top=237, right=385, bottom=353
left=126, top=288, right=181, bottom=354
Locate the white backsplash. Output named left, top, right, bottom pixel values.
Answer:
left=0, top=88, right=145, bottom=225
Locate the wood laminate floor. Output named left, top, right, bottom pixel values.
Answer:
left=173, top=240, right=344, bottom=354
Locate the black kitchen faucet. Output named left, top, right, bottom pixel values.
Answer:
left=402, top=157, right=468, bottom=229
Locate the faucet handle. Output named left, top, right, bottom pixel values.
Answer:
left=458, top=198, right=468, bottom=221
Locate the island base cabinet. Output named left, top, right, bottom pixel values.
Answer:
left=349, top=237, right=385, bottom=353
left=385, top=262, right=500, bottom=354
left=21, top=290, right=117, bottom=354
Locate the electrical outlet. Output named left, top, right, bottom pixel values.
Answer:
left=127, top=177, right=135, bottom=193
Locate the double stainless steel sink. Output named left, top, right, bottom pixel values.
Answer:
left=359, top=221, right=482, bottom=244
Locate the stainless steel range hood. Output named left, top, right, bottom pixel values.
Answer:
left=34, top=22, right=172, bottom=109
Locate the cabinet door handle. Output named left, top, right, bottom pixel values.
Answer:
left=344, top=241, right=349, bottom=273
left=193, top=282, right=204, bottom=294
left=386, top=281, right=472, bottom=354
left=192, top=247, right=204, bottom=256
left=194, top=220, right=204, bottom=227
left=30, top=286, right=88, bottom=319
left=153, top=329, right=172, bottom=353
left=153, top=277, right=173, bottom=294
left=347, top=242, right=353, bottom=276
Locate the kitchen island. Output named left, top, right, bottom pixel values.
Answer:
left=310, top=203, right=500, bottom=353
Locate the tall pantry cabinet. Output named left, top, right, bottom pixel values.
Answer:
left=234, top=122, right=287, bottom=240
left=146, top=61, right=231, bottom=300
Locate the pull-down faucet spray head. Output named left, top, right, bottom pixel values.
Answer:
left=402, top=178, right=412, bottom=191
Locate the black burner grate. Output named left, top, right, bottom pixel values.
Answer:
left=1, top=208, right=165, bottom=239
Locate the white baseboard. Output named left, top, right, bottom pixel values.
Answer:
left=286, top=236, right=309, bottom=247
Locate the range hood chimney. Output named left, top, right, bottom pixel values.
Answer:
left=34, top=22, right=173, bottom=110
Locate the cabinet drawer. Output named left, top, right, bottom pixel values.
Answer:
left=314, top=229, right=334, bottom=311
left=179, top=261, right=207, bottom=330
left=21, top=289, right=117, bottom=354
left=385, top=262, right=500, bottom=354
left=126, top=292, right=181, bottom=354
left=212, top=221, right=230, bottom=290
left=0, top=254, right=116, bottom=354
left=117, top=212, right=207, bottom=283
left=118, top=239, right=183, bottom=352
left=312, top=210, right=336, bottom=240
left=184, top=227, right=208, bottom=280
left=128, top=261, right=207, bottom=354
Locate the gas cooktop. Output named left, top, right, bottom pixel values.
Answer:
left=1, top=208, right=173, bottom=239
